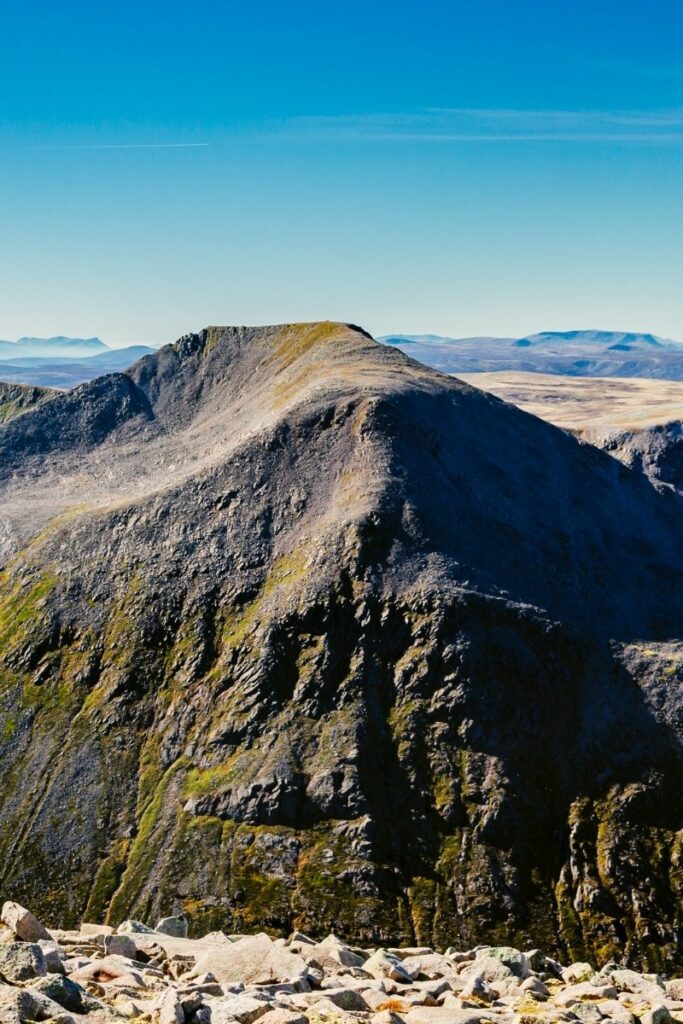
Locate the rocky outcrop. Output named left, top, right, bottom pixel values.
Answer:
left=585, top=421, right=683, bottom=494
left=0, top=381, right=56, bottom=423
left=0, top=323, right=682, bottom=969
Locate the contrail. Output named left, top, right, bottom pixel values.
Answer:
left=28, top=142, right=210, bottom=150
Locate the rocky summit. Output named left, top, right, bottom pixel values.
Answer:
left=0, top=323, right=682, bottom=971
left=3, top=901, right=683, bottom=1024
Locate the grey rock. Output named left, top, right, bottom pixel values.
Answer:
left=159, top=987, right=186, bottom=1024
left=0, top=984, right=76, bottom=1024
left=640, top=1009, right=673, bottom=1024
left=475, top=948, right=530, bottom=980
left=29, top=973, right=99, bottom=1013
left=364, top=950, right=413, bottom=984
left=117, top=920, right=156, bottom=934
left=189, top=934, right=308, bottom=986
left=38, top=940, right=66, bottom=974
left=104, top=933, right=138, bottom=959
left=206, top=994, right=273, bottom=1024
left=0, top=942, right=47, bottom=982
left=460, top=975, right=497, bottom=1004
left=158, top=916, right=190, bottom=939
left=0, top=902, right=51, bottom=943
left=568, top=1004, right=604, bottom=1024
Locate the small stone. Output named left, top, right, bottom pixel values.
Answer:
left=364, top=989, right=393, bottom=1011
left=296, top=988, right=369, bottom=1012
left=373, top=1012, right=406, bottom=1024
left=554, top=982, right=618, bottom=1007
left=403, top=1009, right=499, bottom=1024
left=364, top=950, right=413, bottom=984
left=117, top=919, right=156, bottom=934
left=401, top=953, right=455, bottom=981
left=520, top=977, right=549, bottom=999
left=104, top=933, right=138, bottom=958
left=80, top=922, right=115, bottom=936
left=463, top=956, right=513, bottom=985
left=591, top=999, right=636, bottom=1024
left=258, top=1011, right=309, bottom=1024
left=568, top=1004, right=604, bottom=1024
left=640, top=1008, right=673, bottom=1024
left=562, top=964, right=595, bottom=985
left=38, top=940, right=66, bottom=974
left=0, top=901, right=51, bottom=943
left=460, top=975, right=497, bottom=1004
left=475, top=947, right=530, bottom=980
left=317, top=935, right=365, bottom=968
left=207, top=993, right=273, bottom=1024
left=157, top=916, right=189, bottom=938
left=159, top=987, right=186, bottom=1024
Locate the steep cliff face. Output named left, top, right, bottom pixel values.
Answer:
left=586, top=421, right=683, bottom=495
left=0, top=323, right=682, bottom=970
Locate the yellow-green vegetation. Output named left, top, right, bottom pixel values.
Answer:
left=388, top=698, right=425, bottom=759
left=0, top=399, right=23, bottom=422
left=184, top=754, right=243, bottom=799
left=107, top=757, right=188, bottom=923
left=204, top=326, right=223, bottom=355
left=292, top=822, right=401, bottom=940
left=84, top=838, right=131, bottom=923
left=99, top=571, right=146, bottom=670
left=273, top=322, right=345, bottom=370
left=217, top=548, right=309, bottom=654
left=0, top=571, right=56, bottom=654
left=407, top=876, right=437, bottom=945
left=0, top=384, right=52, bottom=423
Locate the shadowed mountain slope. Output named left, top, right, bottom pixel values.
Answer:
left=457, top=372, right=683, bottom=496
left=0, top=323, right=682, bottom=969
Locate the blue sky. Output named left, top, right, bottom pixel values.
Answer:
left=1, top=0, right=682, bottom=345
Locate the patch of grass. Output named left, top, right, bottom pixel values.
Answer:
left=184, top=755, right=242, bottom=799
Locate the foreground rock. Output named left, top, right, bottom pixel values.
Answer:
left=3, top=903, right=683, bottom=1024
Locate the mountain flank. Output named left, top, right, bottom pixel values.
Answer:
left=0, top=323, right=682, bottom=970
left=0, top=381, right=57, bottom=423
left=458, top=372, right=683, bottom=495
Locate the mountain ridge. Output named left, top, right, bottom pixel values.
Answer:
left=0, top=322, right=682, bottom=968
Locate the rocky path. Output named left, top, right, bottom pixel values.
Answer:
left=1, top=902, right=683, bottom=1024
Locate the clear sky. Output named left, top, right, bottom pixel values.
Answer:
left=1, top=0, right=682, bottom=346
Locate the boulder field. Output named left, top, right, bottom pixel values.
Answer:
left=2, top=902, right=683, bottom=1024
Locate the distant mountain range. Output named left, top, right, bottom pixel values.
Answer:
left=0, top=336, right=157, bottom=387
left=379, top=329, right=683, bottom=379
left=0, top=336, right=109, bottom=360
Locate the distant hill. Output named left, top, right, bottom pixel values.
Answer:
left=379, top=329, right=683, bottom=379
left=0, top=340, right=156, bottom=387
left=0, top=336, right=108, bottom=360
